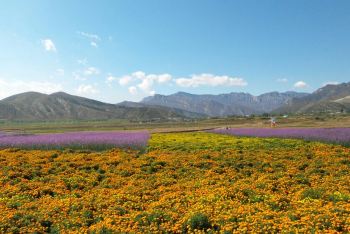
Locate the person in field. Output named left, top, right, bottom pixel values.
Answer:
left=270, top=117, right=277, bottom=128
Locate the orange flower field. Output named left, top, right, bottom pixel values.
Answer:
left=0, top=132, right=350, bottom=233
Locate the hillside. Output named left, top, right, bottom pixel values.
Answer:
left=141, top=91, right=308, bottom=116
left=116, top=101, right=206, bottom=118
left=0, top=92, right=196, bottom=121
left=274, top=82, right=350, bottom=114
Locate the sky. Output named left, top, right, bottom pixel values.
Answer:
left=0, top=0, right=349, bottom=103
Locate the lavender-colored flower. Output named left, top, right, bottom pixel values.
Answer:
left=0, top=131, right=150, bottom=150
left=210, top=128, right=350, bottom=145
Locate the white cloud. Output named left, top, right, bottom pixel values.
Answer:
left=131, top=72, right=171, bottom=95
left=119, top=76, right=132, bottom=86
left=157, top=74, right=172, bottom=83
left=72, top=67, right=100, bottom=81
left=84, top=67, right=100, bottom=76
left=113, top=71, right=172, bottom=95
left=105, top=75, right=118, bottom=87
left=0, top=78, right=62, bottom=99
left=293, top=81, right=308, bottom=88
left=77, top=31, right=101, bottom=47
left=116, top=71, right=245, bottom=97
left=41, top=39, right=56, bottom=52
left=175, top=73, right=247, bottom=88
left=137, top=78, right=155, bottom=94
left=277, top=78, right=288, bottom=83
left=76, top=84, right=99, bottom=95
left=90, top=41, right=98, bottom=48
left=129, top=71, right=172, bottom=83
left=77, top=31, right=100, bottom=41
left=128, top=86, right=138, bottom=95
left=56, top=69, right=65, bottom=76
left=132, top=71, right=146, bottom=79
left=77, top=58, right=88, bottom=65
left=106, top=75, right=117, bottom=83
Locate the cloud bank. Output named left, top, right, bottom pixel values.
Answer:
left=106, top=71, right=247, bottom=97
left=175, top=74, right=247, bottom=88
left=108, top=71, right=172, bottom=95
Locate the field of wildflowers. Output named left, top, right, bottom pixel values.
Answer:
left=211, top=128, right=350, bottom=146
left=0, top=131, right=149, bottom=150
left=0, top=132, right=350, bottom=233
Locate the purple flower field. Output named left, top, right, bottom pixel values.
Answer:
left=211, top=128, right=350, bottom=145
left=0, top=131, right=150, bottom=150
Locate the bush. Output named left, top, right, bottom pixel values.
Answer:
left=294, top=174, right=311, bottom=186
left=328, top=192, right=350, bottom=203
left=302, top=188, right=323, bottom=199
left=187, top=213, right=211, bottom=230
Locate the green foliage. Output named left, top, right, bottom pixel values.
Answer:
left=328, top=192, right=350, bottom=203
left=302, top=188, right=324, bottom=200
left=186, top=213, right=212, bottom=231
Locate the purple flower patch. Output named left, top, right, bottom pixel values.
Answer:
left=210, top=128, right=350, bottom=145
left=0, top=131, right=150, bottom=150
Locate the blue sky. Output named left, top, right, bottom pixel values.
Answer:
left=0, top=0, right=349, bottom=103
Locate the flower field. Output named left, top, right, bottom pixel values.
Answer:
left=0, top=131, right=150, bottom=150
left=211, top=128, right=350, bottom=146
left=0, top=132, right=350, bottom=233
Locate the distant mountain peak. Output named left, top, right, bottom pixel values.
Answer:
left=274, top=81, right=350, bottom=114
left=173, top=91, right=192, bottom=95
left=141, top=91, right=309, bottom=116
left=1, top=91, right=48, bottom=102
left=50, top=91, right=69, bottom=96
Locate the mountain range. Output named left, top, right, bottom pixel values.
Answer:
left=273, top=82, right=350, bottom=114
left=0, top=82, right=349, bottom=121
left=0, top=92, right=202, bottom=121
left=141, top=91, right=308, bottom=116
left=141, top=82, right=350, bottom=116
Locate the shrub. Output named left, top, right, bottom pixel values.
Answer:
left=340, top=159, right=350, bottom=166
left=294, top=174, right=311, bottom=186
left=298, top=163, right=308, bottom=170
left=50, top=153, right=59, bottom=159
left=301, top=188, right=324, bottom=199
left=328, top=192, right=350, bottom=203
left=187, top=213, right=211, bottom=230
